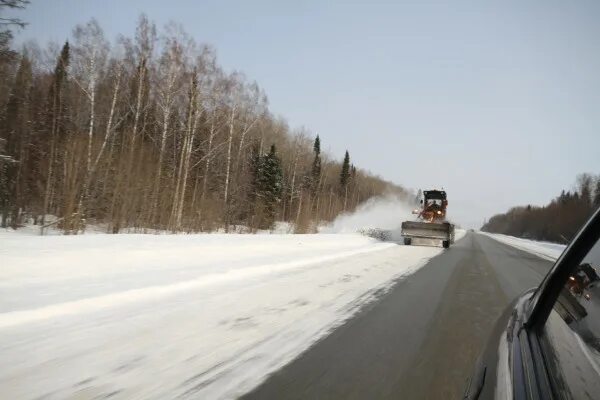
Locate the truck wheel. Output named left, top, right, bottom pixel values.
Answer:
left=404, top=237, right=412, bottom=246
left=443, top=240, right=450, bottom=249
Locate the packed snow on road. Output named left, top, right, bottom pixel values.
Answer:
left=0, top=199, right=458, bottom=399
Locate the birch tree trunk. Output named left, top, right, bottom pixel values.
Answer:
left=150, top=69, right=177, bottom=225
left=199, top=118, right=216, bottom=225
left=77, top=65, right=122, bottom=221
left=288, top=154, right=298, bottom=221
left=175, top=115, right=197, bottom=229
left=295, top=191, right=303, bottom=226
left=85, top=54, right=96, bottom=180
left=223, top=103, right=236, bottom=206
left=170, top=72, right=198, bottom=231
left=42, top=92, right=59, bottom=226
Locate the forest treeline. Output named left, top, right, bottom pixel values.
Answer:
left=482, top=174, right=600, bottom=243
left=0, top=7, right=406, bottom=233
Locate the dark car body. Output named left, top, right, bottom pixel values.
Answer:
left=465, top=207, right=600, bottom=400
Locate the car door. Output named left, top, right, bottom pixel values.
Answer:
left=517, top=207, right=600, bottom=399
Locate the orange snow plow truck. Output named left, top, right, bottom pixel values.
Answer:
left=401, top=189, right=455, bottom=248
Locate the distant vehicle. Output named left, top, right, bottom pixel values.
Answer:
left=401, top=189, right=455, bottom=248
left=464, top=207, right=600, bottom=399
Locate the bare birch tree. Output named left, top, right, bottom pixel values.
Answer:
left=150, top=28, right=183, bottom=224
left=2, top=14, right=406, bottom=234
left=71, top=19, right=108, bottom=229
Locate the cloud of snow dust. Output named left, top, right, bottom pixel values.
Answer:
left=320, top=195, right=416, bottom=233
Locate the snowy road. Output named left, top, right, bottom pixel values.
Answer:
left=242, top=232, right=556, bottom=399
left=0, top=232, right=441, bottom=399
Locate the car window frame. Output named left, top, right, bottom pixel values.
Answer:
left=520, top=207, right=600, bottom=399
left=527, top=207, right=600, bottom=328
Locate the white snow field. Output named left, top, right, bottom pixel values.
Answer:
left=0, top=230, right=445, bottom=399
left=480, top=232, right=566, bottom=261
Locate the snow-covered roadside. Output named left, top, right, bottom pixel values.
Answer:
left=0, top=232, right=441, bottom=399
left=0, top=233, right=393, bottom=313
left=480, top=232, right=566, bottom=261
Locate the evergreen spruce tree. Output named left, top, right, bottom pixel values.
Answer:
left=47, top=41, right=69, bottom=135
left=313, top=134, right=320, bottom=154
left=41, top=41, right=70, bottom=226
left=340, top=150, right=350, bottom=211
left=257, top=144, right=282, bottom=228
left=310, top=135, right=321, bottom=195
left=559, top=190, right=567, bottom=204
left=340, top=150, right=350, bottom=188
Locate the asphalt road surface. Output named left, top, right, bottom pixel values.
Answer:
left=241, top=232, right=555, bottom=400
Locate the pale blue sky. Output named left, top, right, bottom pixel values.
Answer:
left=10, top=0, right=600, bottom=228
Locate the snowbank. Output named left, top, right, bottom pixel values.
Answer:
left=0, top=231, right=441, bottom=399
left=480, top=232, right=566, bottom=261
